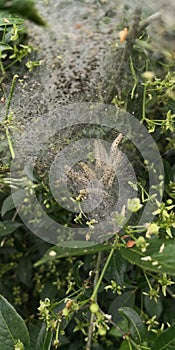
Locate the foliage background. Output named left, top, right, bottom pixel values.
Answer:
left=0, top=1, right=175, bottom=349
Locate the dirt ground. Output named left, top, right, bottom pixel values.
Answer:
left=8, top=0, right=121, bottom=124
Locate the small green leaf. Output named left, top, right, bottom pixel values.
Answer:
left=108, top=292, right=135, bottom=323
left=34, top=243, right=109, bottom=267
left=152, top=324, right=175, bottom=350
left=72, top=260, right=84, bottom=287
left=119, top=307, right=146, bottom=343
left=119, top=340, right=132, bottom=350
left=0, top=17, right=24, bottom=26
left=1, top=190, right=26, bottom=217
left=0, top=220, right=22, bottom=236
left=36, top=324, right=53, bottom=350
left=24, top=163, right=38, bottom=182
left=0, top=42, right=13, bottom=52
left=105, top=250, right=127, bottom=286
left=0, top=295, right=30, bottom=350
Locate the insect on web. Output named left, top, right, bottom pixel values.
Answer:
left=67, top=133, right=124, bottom=223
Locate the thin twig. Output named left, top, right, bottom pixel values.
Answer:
left=104, top=7, right=142, bottom=103
left=85, top=311, right=95, bottom=350
left=139, top=11, right=162, bottom=31
left=104, top=8, right=163, bottom=104
left=99, top=308, right=125, bottom=336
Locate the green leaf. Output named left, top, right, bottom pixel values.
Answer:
left=108, top=291, right=135, bottom=323
left=0, top=295, right=30, bottom=350
left=166, top=344, right=175, bottom=350
left=120, top=239, right=175, bottom=275
left=72, top=260, right=84, bottom=287
left=36, top=324, right=52, bottom=350
left=119, top=340, right=131, bottom=350
left=40, top=282, right=57, bottom=300
left=16, top=256, right=32, bottom=287
left=0, top=42, right=13, bottom=52
left=0, top=16, right=24, bottom=26
left=151, top=324, right=175, bottom=350
left=1, top=190, right=26, bottom=217
left=34, top=243, right=109, bottom=267
left=118, top=307, right=146, bottom=343
left=105, top=251, right=127, bottom=286
left=144, top=295, right=163, bottom=318
left=152, top=324, right=175, bottom=350
left=0, top=220, right=22, bottom=236
left=24, top=163, right=38, bottom=182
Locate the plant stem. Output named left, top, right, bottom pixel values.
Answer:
left=85, top=251, right=102, bottom=350
left=5, top=126, right=15, bottom=159
left=3, top=74, right=18, bottom=160
left=85, top=234, right=124, bottom=348
left=85, top=311, right=95, bottom=350
left=142, top=84, right=146, bottom=122
left=99, top=307, right=125, bottom=336
left=130, top=56, right=138, bottom=99
left=141, top=60, right=149, bottom=122
left=0, top=58, right=6, bottom=77
left=5, top=74, right=18, bottom=121
left=127, top=337, right=133, bottom=350
left=144, top=271, right=152, bottom=290
left=91, top=238, right=117, bottom=302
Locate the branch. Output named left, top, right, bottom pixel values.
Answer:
left=139, top=11, right=162, bottom=31
left=103, top=8, right=163, bottom=103
left=104, top=7, right=142, bottom=103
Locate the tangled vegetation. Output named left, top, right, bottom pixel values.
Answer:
left=0, top=1, right=175, bottom=350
